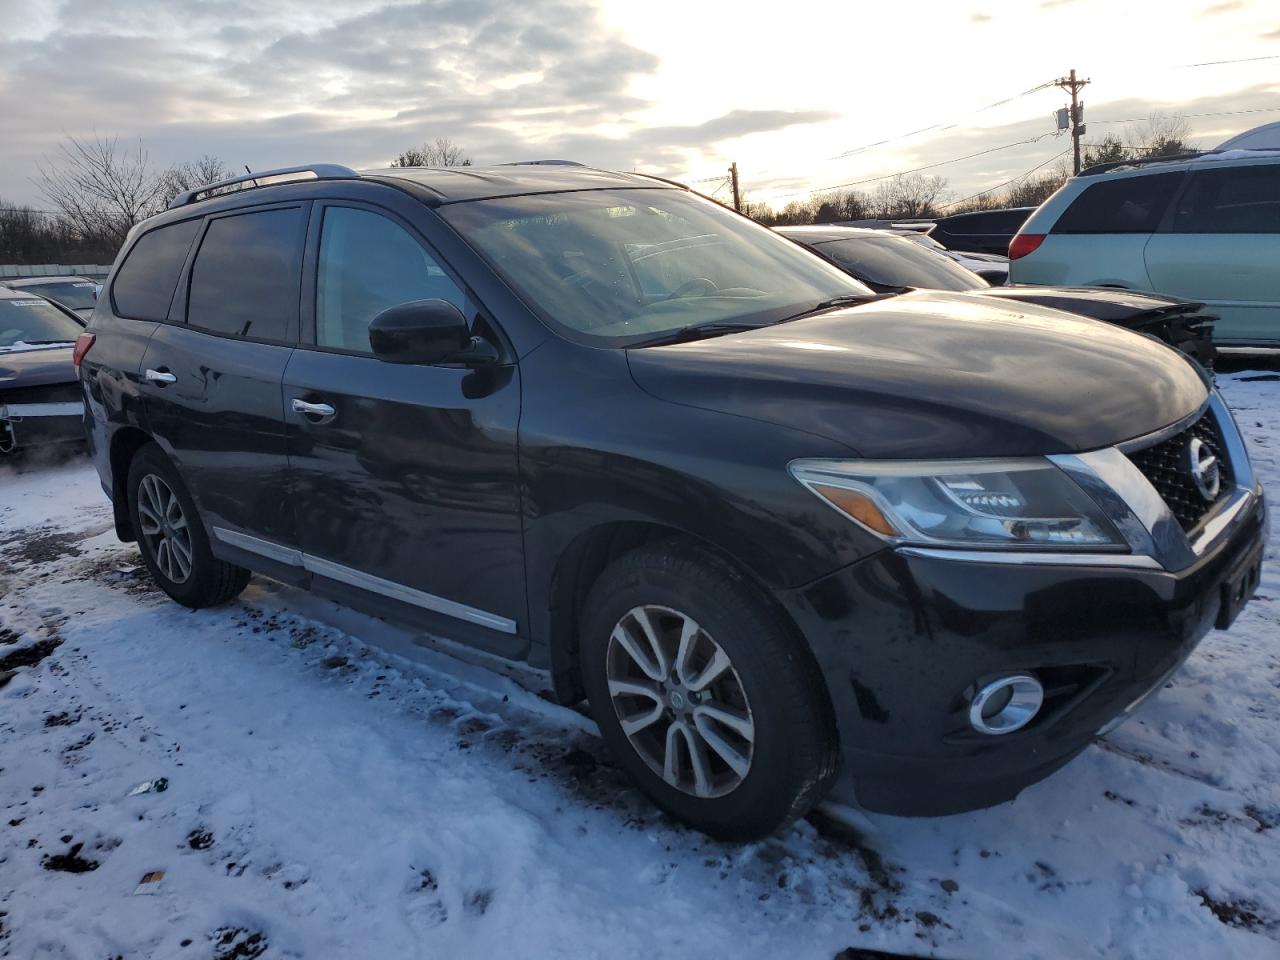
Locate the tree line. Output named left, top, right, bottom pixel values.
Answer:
left=743, top=115, right=1196, bottom=227
left=2, top=118, right=1195, bottom=266
left=0, top=136, right=476, bottom=267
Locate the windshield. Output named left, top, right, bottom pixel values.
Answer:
left=441, top=189, right=871, bottom=345
left=817, top=235, right=985, bottom=292
left=0, top=297, right=84, bottom=349
left=20, top=281, right=98, bottom=310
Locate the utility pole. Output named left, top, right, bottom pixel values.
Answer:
left=1054, top=68, right=1090, bottom=174
left=729, top=162, right=741, bottom=212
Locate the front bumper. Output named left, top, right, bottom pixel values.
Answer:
left=778, top=489, right=1265, bottom=816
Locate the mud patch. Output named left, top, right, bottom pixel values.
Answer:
left=0, top=637, right=62, bottom=672
left=1196, top=890, right=1277, bottom=933
left=188, top=828, right=215, bottom=851
left=0, top=528, right=86, bottom=566
left=211, top=927, right=268, bottom=959
left=41, top=841, right=99, bottom=874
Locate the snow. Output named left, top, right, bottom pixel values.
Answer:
left=1, top=373, right=1278, bottom=960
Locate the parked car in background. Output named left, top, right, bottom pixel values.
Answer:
left=901, top=231, right=1009, bottom=284
left=0, top=286, right=86, bottom=456
left=779, top=225, right=1216, bottom=367
left=81, top=163, right=1264, bottom=839
left=1009, top=150, right=1280, bottom=346
left=927, top=206, right=1035, bottom=256
left=2, top=276, right=101, bottom=319
left=842, top=218, right=1012, bottom=282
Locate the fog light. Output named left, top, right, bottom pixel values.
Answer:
left=969, top=675, right=1043, bottom=735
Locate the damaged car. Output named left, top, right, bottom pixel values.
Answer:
left=779, top=224, right=1216, bottom=369
left=81, top=164, right=1265, bottom=839
left=0, top=286, right=86, bottom=457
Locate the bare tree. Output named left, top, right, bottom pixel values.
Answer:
left=871, top=173, right=949, bottom=219
left=391, top=137, right=472, bottom=167
left=37, top=135, right=169, bottom=246
left=1130, top=113, right=1196, bottom=158
left=160, top=155, right=236, bottom=199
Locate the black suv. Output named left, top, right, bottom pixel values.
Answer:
left=78, top=164, right=1267, bottom=839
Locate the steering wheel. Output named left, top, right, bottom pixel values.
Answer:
left=665, top=277, right=717, bottom=301
left=0, top=328, right=24, bottom=347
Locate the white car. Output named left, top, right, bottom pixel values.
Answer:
left=1008, top=148, right=1280, bottom=345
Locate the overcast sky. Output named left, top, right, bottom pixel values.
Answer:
left=1, top=0, right=1277, bottom=210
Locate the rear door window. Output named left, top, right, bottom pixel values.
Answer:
left=187, top=206, right=306, bottom=342
left=1051, top=172, right=1183, bottom=234
left=1171, top=165, right=1280, bottom=233
left=111, top=218, right=202, bottom=321
left=314, top=206, right=464, bottom=353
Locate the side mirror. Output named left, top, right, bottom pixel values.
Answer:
left=368, top=299, right=496, bottom=366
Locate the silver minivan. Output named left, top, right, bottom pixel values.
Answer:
left=1008, top=151, right=1280, bottom=346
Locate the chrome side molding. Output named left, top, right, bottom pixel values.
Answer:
left=211, top=526, right=517, bottom=635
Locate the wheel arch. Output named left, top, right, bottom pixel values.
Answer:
left=544, top=520, right=825, bottom=722
left=108, top=426, right=155, bottom=542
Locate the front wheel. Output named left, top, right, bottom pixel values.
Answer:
left=579, top=542, right=837, bottom=839
left=126, top=443, right=250, bottom=609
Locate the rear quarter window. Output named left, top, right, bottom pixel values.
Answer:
left=110, top=218, right=203, bottom=321
left=1051, top=172, right=1183, bottom=234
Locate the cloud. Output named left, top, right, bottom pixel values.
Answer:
left=970, top=12, right=992, bottom=23
left=0, top=0, right=833, bottom=202
left=1264, top=26, right=1280, bottom=39
left=1200, top=0, right=1243, bottom=13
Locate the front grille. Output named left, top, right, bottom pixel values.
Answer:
left=0, top=381, right=82, bottom=406
left=1126, top=410, right=1234, bottom=531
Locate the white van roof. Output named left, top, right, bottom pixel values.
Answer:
left=1216, top=121, right=1280, bottom=152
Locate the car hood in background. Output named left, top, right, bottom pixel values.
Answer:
left=627, top=291, right=1207, bottom=460
left=0, top=345, right=77, bottom=389
left=967, top=286, right=1203, bottom=326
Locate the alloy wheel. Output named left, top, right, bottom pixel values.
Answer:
left=605, top=604, right=755, bottom=798
left=136, top=473, right=193, bottom=584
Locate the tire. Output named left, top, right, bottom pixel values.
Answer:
left=579, top=541, right=838, bottom=840
left=126, top=443, right=250, bottom=609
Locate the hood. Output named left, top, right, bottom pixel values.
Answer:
left=626, top=291, right=1207, bottom=459
left=969, top=286, right=1202, bottom=325
left=0, top=345, right=76, bottom=390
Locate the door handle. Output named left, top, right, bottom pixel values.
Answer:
left=144, top=368, right=177, bottom=385
left=291, top=398, right=337, bottom=421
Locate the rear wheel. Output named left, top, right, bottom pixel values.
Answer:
left=127, top=444, right=250, bottom=608
left=580, top=542, right=837, bottom=839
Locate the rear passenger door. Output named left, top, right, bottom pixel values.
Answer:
left=139, top=202, right=307, bottom=551
left=283, top=200, right=525, bottom=653
left=1144, top=163, right=1280, bottom=345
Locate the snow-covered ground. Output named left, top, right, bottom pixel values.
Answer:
left=1, top=372, right=1277, bottom=960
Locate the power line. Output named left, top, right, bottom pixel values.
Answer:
left=680, top=77, right=1062, bottom=184
left=766, top=133, right=1059, bottom=203
left=1182, top=54, right=1280, bottom=68
left=826, top=80, right=1057, bottom=161
left=1090, top=105, right=1280, bottom=124
left=938, top=148, right=1071, bottom=211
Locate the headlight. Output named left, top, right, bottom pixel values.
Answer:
left=789, top=458, right=1125, bottom=550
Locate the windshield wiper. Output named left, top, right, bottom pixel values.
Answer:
left=779, top=294, right=876, bottom=322
left=629, top=320, right=771, bottom=348
left=20, top=339, right=77, bottom=345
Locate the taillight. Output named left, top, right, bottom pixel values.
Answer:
left=72, top=333, right=95, bottom=370
left=1008, top=233, right=1046, bottom=260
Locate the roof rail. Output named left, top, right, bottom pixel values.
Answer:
left=168, top=163, right=360, bottom=208
left=1078, top=152, right=1203, bottom=177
